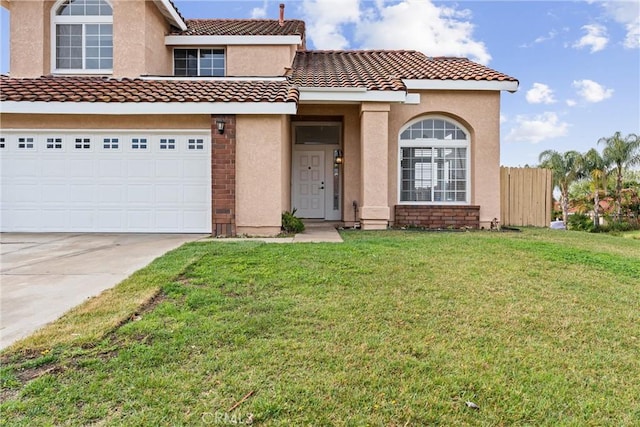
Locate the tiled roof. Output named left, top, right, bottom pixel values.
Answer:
left=0, top=76, right=299, bottom=104
left=172, top=19, right=305, bottom=36
left=289, top=50, right=518, bottom=90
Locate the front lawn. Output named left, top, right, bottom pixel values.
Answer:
left=2, top=230, right=639, bottom=425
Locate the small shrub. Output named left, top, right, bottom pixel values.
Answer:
left=282, top=209, right=305, bottom=234
left=567, top=213, right=594, bottom=232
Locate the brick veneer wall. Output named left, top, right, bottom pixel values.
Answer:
left=211, top=115, right=236, bottom=236
left=394, top=205, right=481, bottom=229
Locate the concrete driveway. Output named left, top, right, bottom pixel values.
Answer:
left=0, top=233, right=205, bottom=350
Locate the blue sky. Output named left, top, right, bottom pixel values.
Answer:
left=1, top=0, right=638, bottom=166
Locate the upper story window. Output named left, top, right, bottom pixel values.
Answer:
left=399, top=117, right=470, bottom=204
left=174, top=49, right=225, bottom=76
left=53, top=0, right=113, bottom=73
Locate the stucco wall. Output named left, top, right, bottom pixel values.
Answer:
left=227, top=45, right=294, bottom=76
left=0, top=113, right=211, bottom=129
left=236, top=115, right=286, bottom=236
left=144, top=0, right=172, bottom=76
left=388, top=90, right=502, bottom=227
left=8, top=0, right=171, bottom=78
left=113, top=0, right=171, bottom=77
left=9, top=0, right=53, bottom=77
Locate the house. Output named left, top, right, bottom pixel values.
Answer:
left=0, top=0, right=519, bottom=236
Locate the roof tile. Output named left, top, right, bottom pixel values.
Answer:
left=289, top=50, right=518, bottom=90
left=0, top=76, right=300, bottom=104
left=172, top=19, right=305, bottom=36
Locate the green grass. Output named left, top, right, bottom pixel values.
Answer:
left=2, top=230, right=639, bottom=426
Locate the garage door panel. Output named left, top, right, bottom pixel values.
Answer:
left=42, top=184, right=68, bottom=202
left=99, top=159, right=125, bottom=177
left=69, top=160, right=95, bottom=177
left=1, top=132, right=211, bottom=233
left=127, top=210, right=153, bottom=230
left=155, top=159, right=182, bottom=177
left=98, top=185, right=124, bottom=203
left=40, top=210, right=69, bottom=229
left=127, top=185, right=153, bottom=203
left=183, top=159, right=209, bottom=177
left=69, top=185, right=97, bottom=203
left=127, top=160, right=154, bottom=178
left=183, top=185, right=209, bottom=203
left=42, top=159, right=68, bottom=176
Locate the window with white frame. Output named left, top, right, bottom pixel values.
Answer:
left=187, top=138, right=204, bottom=150
left=74, top=137, right=91, bottom=149
left=46, top=137, right=64, bottom=149
left=53, top=0, right=113, bottom=73
left=159, top=138, right=176, bottom=150
left=174, top=49, right=225, bottom=76
left=131, top=137, right=148, bottom=150
left=17, top=137, right=36, bottom=150
left=102, top=137, right=119, bottom=149
left=0, top=137, right=6, bottom=149
left=399, top=118, right=469, bottom=203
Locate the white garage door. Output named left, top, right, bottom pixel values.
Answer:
left=0, top=131, right=211, bottom=233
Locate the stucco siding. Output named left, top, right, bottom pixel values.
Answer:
left=227, top=45, right=294, bottom=77
left=388, top=90, right=502, bottom=227
left=9, top=0, right=53, bottom=77
left=236, top=115, right=286, bottom=236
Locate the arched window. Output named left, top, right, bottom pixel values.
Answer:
left=399, top=117, right=470, bottom=204
left=52, top=0, right=113, bottom=73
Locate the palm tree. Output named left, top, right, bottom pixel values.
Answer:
left=598, top=132, right=640, bottom=221
left=579, top=148, right=608, bottom=228
left=538, top=149, right=582, bottom=225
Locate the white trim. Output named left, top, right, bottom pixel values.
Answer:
left=405, top=93, right=421, bottom=104
left=165, top=35, right=302, bottom=46
left=0, top=101, right=297, bottom=115
left=397, top=115, right=471, bottom=205
left=403, top=79, right=519, bottom=92
left=1, top=129, right=211, bottom=135
left=50, top=0, right=114, bottom=75
left=299, top=88, right=406, bottom=103
left=154, top=0, right=187, bottom=31
left=140, top=76, right=288, bottom=82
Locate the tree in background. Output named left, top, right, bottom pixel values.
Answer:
left=578, top=148, right=608, bottom=229
left=538, top=149, right=582, bottom=225
left=599, top=132, right=640, bottom=221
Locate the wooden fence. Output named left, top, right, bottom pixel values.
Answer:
left=500, top=167, right=553, bottom=227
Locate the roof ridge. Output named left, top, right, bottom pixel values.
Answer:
left=184, top=18, right=305, bottom=22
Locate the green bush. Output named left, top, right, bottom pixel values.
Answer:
left=282, top=209, right=305, bottom=234
left=567, top=213, right=594, bottom=232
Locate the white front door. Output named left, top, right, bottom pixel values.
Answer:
left=293, top=150, right=325, bottom=218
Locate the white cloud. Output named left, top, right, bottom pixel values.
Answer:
left=300, top=0, right=491, bottom=64
left=573, top=24, right=609, bottom=52
left=355, top=0, right=491, bottom=64
left=572, top=79, right=614, bottom=103
left=250, top=2, right=268, bottom=19
left=600, top=1, right=640, bottom=49
left=534, top=30, right=557, bottom=44
left=300, top=0, right=361, bottom=50
left=500, top=114, right=507, bottom=124
left=526, top=83, right=556, bottom=104
left=506, top=112, right=570, bottom=144
left=566, top=99, right=577, bottom=107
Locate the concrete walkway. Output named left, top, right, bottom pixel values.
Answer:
left=204, top=222, right=343, bottom=243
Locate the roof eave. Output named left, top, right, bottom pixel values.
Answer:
left=0, top=101, right=298, bottom=115
left=165, top=35, right=303, bottom=46
left=298, top=88, right=407, bottom=103
left=403, top=79, right=519, bottom=93
left=154, top=0, right=187, bottom=31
